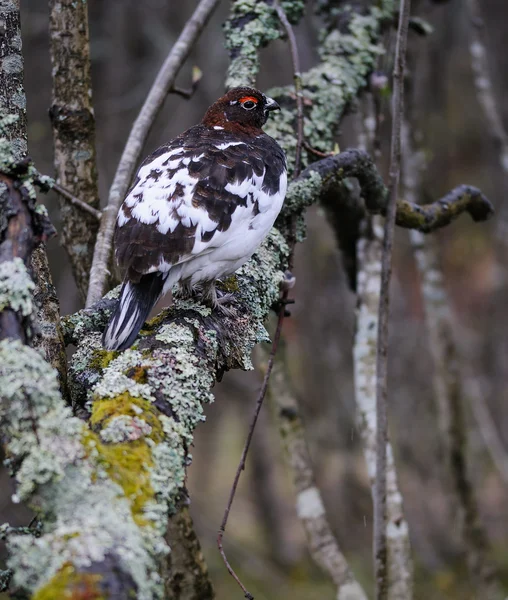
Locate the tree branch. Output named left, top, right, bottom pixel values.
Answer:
left=266, top=343, right=368, bottom=600
left=0, top=1, right=68, bottom=397
left=86, top=0, right=220, bottom=307
left=223, top=0, right=305, bottom=90
left=375, top=1, right=411, bottom=597
left=49, top=0, right=101, bottom=298
left=289, top=150, right=493, bottom=238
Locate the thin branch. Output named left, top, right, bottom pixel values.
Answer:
left=273, top=0, right=304, bottom=176
left=170, top=65, right=203, bottom=99
left=402, top=114, right=503, bottom=597
left=375, top=1, right=411, bottom=598
left=410, top=230, right=503, bottom=597
left=217, top=303, right=286, bottom=600
left=51, top=180, right=102, bottom=220
left=265, top=343, right=368, bottom=600
left=35, top=175, right=102, bottom=220
left=464, top=375, right=508, bottom=488
left=86, top=0, right=220, bottom=307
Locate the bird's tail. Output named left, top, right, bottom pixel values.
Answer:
left=102, top=273, right=165, bottom=351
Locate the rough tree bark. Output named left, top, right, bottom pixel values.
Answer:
left=0, top=0, right=68, bottom=393
left=48, top=0, right=101, bottom=298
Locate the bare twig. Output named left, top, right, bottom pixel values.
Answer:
left=375, top=1, right=411, bottom=598
left=86, top=0, right=220, bottom=307
left=36, top=175, right=102, bottom=220
left=273, top=0, right=304, bottom=176
left=170, top=65, right=203, bottom=99
left=49, top=0, right=101, bottom=298
left=217, top=302, right=286, bottom=600
left=265, top=342, right=368, bottom=600
left=51, top=181, right=102, bottom=220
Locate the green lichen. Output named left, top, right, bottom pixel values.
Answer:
left=92, top=350, right=155, bottom=402
left=84, top=430, right=156, bottom=527
left=0, top=257, right=35, bottom=316
left=91, top=393, right=163, bottom=444
left=264, top=4, right=396, bottom=175
left=224, top=0, right=305, bottom=89
left=33, top=563, right=104, bottom=600
left=217, top=274, right=240, bottom=294
left=1, top=340, right=163, bottom=599
left=89, top=348, right=118, bottom=371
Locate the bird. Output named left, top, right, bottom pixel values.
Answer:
left=102, top=86, right=287, bottom=351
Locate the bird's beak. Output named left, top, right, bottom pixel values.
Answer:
left=264, top=96, right=280, bottom=112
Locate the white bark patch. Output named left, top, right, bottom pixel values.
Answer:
left=337, top=581, right=367, bottom=600
left=296, top=487, right=325, bottom=520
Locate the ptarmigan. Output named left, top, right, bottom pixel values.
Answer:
left=103, top=87, right=287, bottom=350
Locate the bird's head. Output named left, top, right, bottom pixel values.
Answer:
left=202, top=87, right=280, bottom=133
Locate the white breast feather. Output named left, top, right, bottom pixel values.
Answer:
left=118, top=145, right=287, bottom=285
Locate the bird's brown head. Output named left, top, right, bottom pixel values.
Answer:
left=202, top=87, right=280, bottom=133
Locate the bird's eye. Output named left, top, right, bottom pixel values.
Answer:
left=242, top=100, right=256, bottom=110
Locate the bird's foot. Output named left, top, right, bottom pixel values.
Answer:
left=203, top=281, right=238, bottom=316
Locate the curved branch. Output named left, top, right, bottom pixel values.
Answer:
left=86, top=0, right=220, bottom=307
left=293, top=150, right=494, bottom=234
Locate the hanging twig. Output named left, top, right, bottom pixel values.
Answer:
left=374, top=1, right=411, bottom=598
left=217, top=305, right=286, bottom=600
left=170, top=65, right=203, bottom=99
left=216, top=2, right=305, bottom=596
left=86, top=0, right=220, bottom=307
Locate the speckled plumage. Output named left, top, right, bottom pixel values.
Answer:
left=103, top=87, right=287, bottom=350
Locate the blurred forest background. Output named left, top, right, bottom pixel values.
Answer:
left=2, top=0, right=508, bottom=598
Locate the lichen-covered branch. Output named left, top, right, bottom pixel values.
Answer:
left=164, top=504, right=215, bottom=600
left=224, top=0, right=305, bottom=89
left=265, top=0, right=396, bottom=174
left=0, top=170, right=54, bottom=342
left=48, top=0, right=101, bottom=298
left=86, top=0, right=219, bottom=307
left=264, top=344, right=368, bottom=600
left=0, top=2, right=68, bottom=396
left=287, top=150, right=494, bottom=243
left=0, top=0, right=27, bottom=160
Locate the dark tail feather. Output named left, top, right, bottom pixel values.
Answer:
left=102, top=273, right=165, bottom=350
